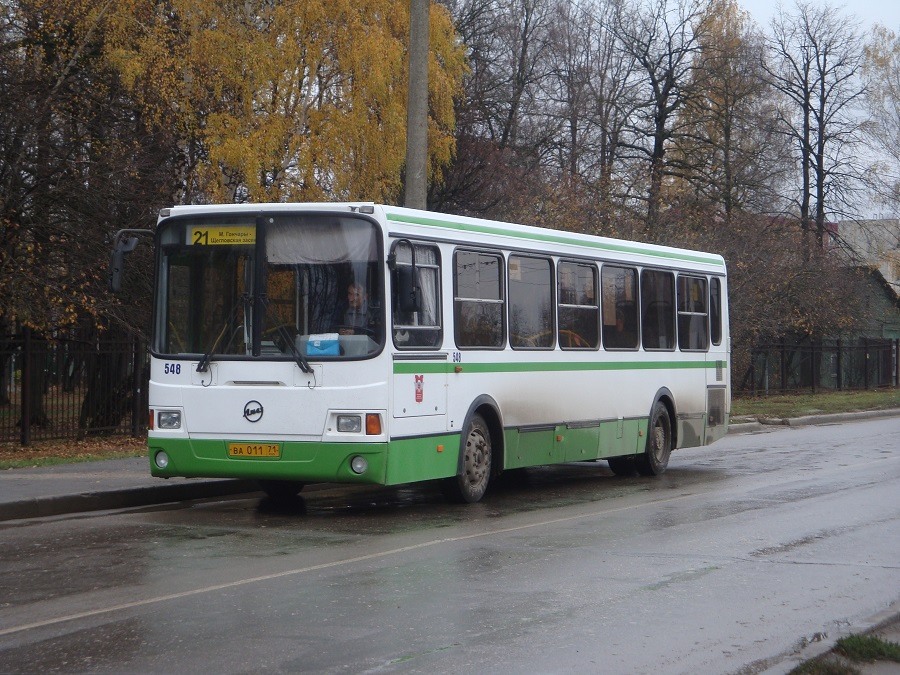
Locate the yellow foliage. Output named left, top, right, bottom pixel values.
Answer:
left=103, top=0, right=467, bottom=204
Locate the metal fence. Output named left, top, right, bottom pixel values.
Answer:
left=2, top=330, right=896, bottom=444
left=739, top=338, right=899, bottom=395
left=0, top=329, right=147, bottom=445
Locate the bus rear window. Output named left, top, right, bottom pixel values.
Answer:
left=710, top=277, right=723, bottom=346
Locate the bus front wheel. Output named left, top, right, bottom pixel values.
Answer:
left=635, top=402, right=672, bottom=476
left=443, top=413, right=492, bottom=503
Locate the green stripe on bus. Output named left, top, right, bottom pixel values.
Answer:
left=393, top=360, right=724, bottom=375
left=385, top=212, right=724, bottom=267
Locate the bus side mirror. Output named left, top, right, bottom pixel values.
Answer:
left=396, top=265, right=421, bottom=313
left=109, top=235, right=139, bottom=293
left=388, top=238, right=421, bottom=313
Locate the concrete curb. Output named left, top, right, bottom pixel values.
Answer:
left=780, top=407, right=900, bottom=426
left=729, top=408, right=900, bottom=434
left=0, top=479, right=260, bottom=522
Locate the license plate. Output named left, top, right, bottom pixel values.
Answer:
left=228, top=442, right=281, bottom=459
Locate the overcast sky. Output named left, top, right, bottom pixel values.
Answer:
left=737, top=0, right=900, bottom=32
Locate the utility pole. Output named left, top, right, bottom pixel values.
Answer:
left=404, top=0, right=429, bottom=209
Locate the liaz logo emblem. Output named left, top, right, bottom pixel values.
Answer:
left=243, top=400, right=263, bottom=423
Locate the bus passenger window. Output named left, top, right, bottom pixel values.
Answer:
left=641, top=269, right=675, bottom=350
left=392, top=243, right=442, bottom=348
left=601, top=266, right=638, bottom=349
left=509, top=255, right=553, bottom=349
left=454, top=251, right=504, bottom=348
left=558, top=262, right=599, bottom=349
left=710, top=277, right=722, bottom=346
left=677, top=276, right=709, bottom=351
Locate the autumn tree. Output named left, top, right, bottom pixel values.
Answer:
left=671, top=0, right=790, bottom=221
left=0, top=0, right=178, bottom=428
left=612, top=0, right=709, bottom=230
left=433, top=0, right=563, bottom=218
left=543, top=0, right=637, bottom=214
left=863, top=25, right=900, bottom=210
left=763, top=0, right=867, bottom=247
left=105, top=0, right=466, bottom=204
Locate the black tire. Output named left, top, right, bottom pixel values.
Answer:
left=607, top=456, right=637, bottom=476
left=635, top=402, right=673, bottom=476
left=442, top=413, right=492, bottom=503
left=258, top=479, right=305, bottom=503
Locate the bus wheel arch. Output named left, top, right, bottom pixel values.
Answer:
left=443, top=396, right=504, bottom=503
left=635, top=389, right=675, bottom=476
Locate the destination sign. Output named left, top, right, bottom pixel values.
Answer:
left=189, top=225, right=256, bottom=246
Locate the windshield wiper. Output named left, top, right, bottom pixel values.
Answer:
left=276, top=324, right=314, bottom=374
left=260, top=296, right=313, bottom=374
left=196, top=293, right=249, bottom=373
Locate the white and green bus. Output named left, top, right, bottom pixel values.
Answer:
left=129, top=202, right=729, bottom=503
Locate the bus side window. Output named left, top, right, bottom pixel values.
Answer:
left=641, top=269, right=675, bottom=350
left=509, top=255, right=554, bottom=349
left=677, top=275, right=709, bottom=351
left=454, top=250, right=505, bottom=348
left=392, top=244, right=442, bottom=348
left=601, top=265, right=638, bottom=349
left=558, top=261, right=599, bottom=349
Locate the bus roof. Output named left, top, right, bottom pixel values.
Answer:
left=161, top=202, right=727, bottom=272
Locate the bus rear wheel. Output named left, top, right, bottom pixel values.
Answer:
left=443, top=413, right=492, bottom=503
left=635, top=402, right=672, bottom=476
left=258, top=479, right=305, bottom=503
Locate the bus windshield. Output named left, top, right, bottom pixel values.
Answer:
left=154, top=213, right=383, bottom=360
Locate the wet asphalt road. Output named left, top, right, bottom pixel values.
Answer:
left=0, top=417, right=898, bottom=674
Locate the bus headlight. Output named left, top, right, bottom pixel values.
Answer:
left=157, top=411, right=182, bottom=429
left=350, top=456, right=368, bottom=474
left=337, top=415, right=362, bottom=433
left=155, top=451, right=170, bottom=469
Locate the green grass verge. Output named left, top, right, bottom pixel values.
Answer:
left=835, top=634, right=900, bottom=662
left=733, top=389, right=900, bottom=419
left=0, top=449, right=145, bottom=471
left=788, top=658, right=860, bottom=675
left=788, top=633, right=900, bottom=674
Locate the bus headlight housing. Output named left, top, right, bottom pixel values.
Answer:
left=337, top=415, right=362, bottom=433
left=157, top=411, right=182, bottom=430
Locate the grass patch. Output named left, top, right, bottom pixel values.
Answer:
left=788, top=631, right=900, bottom=674
left=0, top=436, right=146, bottom=469
left=788, top=657, right=860, bottom=674
left=0, top=450, right=145, bottom=470
left=835, top=634, right=900, bottom=662
left=733, top=389, right=900, bottom=419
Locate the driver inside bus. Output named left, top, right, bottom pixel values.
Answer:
left=339, top=281, right=374, bottom=335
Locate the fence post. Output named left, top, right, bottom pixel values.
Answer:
left=863, top=337, right=869, bottom=390
left=20, top=327, right=31, bottom=446
left=895, top=338, right=899, bottom=388
left=750, top=352, right=757, bottom=397
left=780, top=340, right=787, bottom=394
left=811, top=341, right=817, bottom=394
left=836, top=339, right=843, bottom=390
left=131, top=336, right=142, bottom=438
